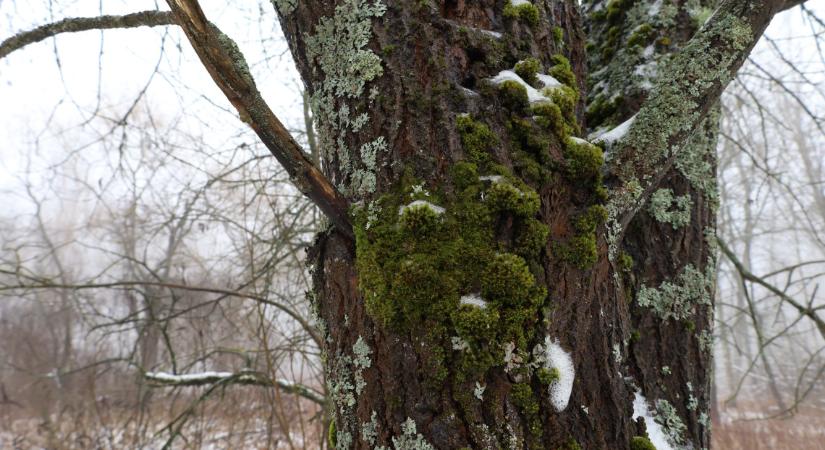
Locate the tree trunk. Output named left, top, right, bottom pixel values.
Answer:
left=279, top=0, right=717, bottom=448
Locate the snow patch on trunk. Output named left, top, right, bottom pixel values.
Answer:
left=632, top=391, right=677, bottom=450
left=460, top=293, right=488, bottom=308
left=490, top=70, right=548, bottom=104
left=538, top=338, right=575, bottom=412
left=399, top=200, right=445, bottom=215
left=591, top=114, right=637, bottom=147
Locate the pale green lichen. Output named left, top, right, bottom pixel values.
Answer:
left=686, top=382, right=698, bottom=411
left=606, top=178, right=643, bottom=260
left=675, top=109, right=721, bottom=208
left=637, top=264, right=713, bottom=321
left=327, top=336, right=374, bottom=448
left=361, top=411, right=379, bottom=445
left=336, top=429, right=353, bottom=450
left=271, top=0, right=297, bottom=15
left=654, top=398, right=688, bottom=448
left=612, top=12, right=752, bottom=194
left=698, top=411, right=711, bottom=429
left=661, top=365, right=671, bottom=376
left=351, top=136, right=388, bottom=196
left=392, top=418, right=435, bottom=450
left=698, top=329, right=713, bottom=353
left=612, top=342, right=623, bottom=363
left=474, top=381, right=486, bottom=400
left=649, top=188, right=692, bottom=229
left=305, top=0, right=387, bottom=195
left=353, top=335, right=372, bottom=395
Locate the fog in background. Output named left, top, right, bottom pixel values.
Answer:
left=0, top=1, right=824, bottom=449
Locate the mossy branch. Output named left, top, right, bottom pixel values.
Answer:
left=0, top=10, right=176, bottom=60
left=165, top=0, right=354, bottom=240
left=604, top=0, right=789, bottom=240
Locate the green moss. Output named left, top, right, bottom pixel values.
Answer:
left=452, top=161, right=479, bottom=190
left=563, top=137, right=604, bottom=182
left=511, top=383, right=542, bottom=447
left=457, top=115, right=498, bottom=166
left=355, top=161, right=549, bottom=399
left=486, top=179, right=541, bottom=217
left=630, top=436, right=657, bottom=450
left=548, top=54, right=576, bottom=89
left=606, top=0, right=629, bottom=24
left=552, top=26, right=564, bottom=44
left=328, top=420, right=336, bottom=448
left=515, top=218, right=550, bottom=258
left=532, top=101, right=569, bottom=138
left=563, top=439, right=583, bottom=450
left=585, top=94, right=622, bottom=129
left=619, top=251, right=634, bottom=272
left=556, top=205, right=606, bottom=269
left=382, top=44, right=397, bottom=56
left=547, top=86, right=579, bottom=133
left=503, top=2, right=540, bottom=26
left=499, top=80, right=530, bottom=112
left=537, top=367, right=560, bottom=385
left=400, top=202, right=442, bottom=236
left=482, top=254, right=539, bottom=306
left=627, top=23, right=655, bottom=47
left=515, top=58, right=542, bottom=86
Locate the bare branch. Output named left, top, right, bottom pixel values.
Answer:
left=0, top=11, right=175, bottom=60
left=718, top=238, right=825, bottom=342
left=164, top=0, right=354, bottom=241
left=144, top=370, right=326, bottom=405
left=782, top=0, right=809, bottom=12
left=0, top=277, right=322, bottom=347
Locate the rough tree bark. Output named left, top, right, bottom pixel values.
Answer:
left=267, top=0, right=793, bottom=448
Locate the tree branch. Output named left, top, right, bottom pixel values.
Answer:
left=144, top=370, right=327, bottom=405
left=164, top=0, right=354, bottom=240
left=605, top=0, right=788, bottom=244
left=0, top=276, right=322, bottom=347
left=718, top=238, right=825, bottom=342
left=782, top=0, right=809, bottom=12
left=0, top=11, right=175, bottom=60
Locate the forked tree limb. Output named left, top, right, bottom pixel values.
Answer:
left=0, top=11, right=176, bottom=60
left=606, top=0, right=797, bottom=239
left=164, top=0, right=354, bottom=240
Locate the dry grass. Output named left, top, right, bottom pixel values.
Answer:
left=712, top=407, right=825, bottom=450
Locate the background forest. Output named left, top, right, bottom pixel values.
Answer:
left=1, top=1, right=824, bottom=449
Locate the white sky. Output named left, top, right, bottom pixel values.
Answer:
left=0, top=1, right=305, bottom=221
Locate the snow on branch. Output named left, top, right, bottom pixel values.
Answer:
left=144, top=370, right=326, bottom=404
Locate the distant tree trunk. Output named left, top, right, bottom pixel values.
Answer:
left=275, top=0, right=773, bottom=448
